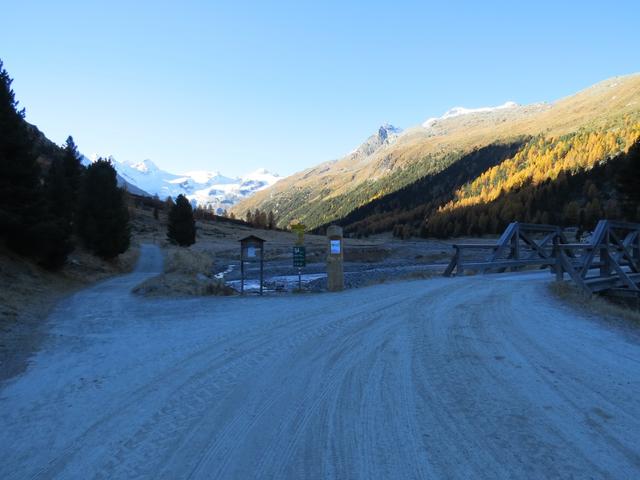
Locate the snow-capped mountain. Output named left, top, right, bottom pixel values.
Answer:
left=87, top=155, right=281, bottom=214
left=422, top=101, right=519, bottom=128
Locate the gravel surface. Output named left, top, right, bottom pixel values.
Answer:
left=2, top=244, right=640, bottom=479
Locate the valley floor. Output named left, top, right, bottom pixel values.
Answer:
left=1, top=245, right=639, bottom=479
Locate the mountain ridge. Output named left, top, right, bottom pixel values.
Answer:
left=231, top=73, right=640, bottom=229
left=89, top=155, right=281, bottom=213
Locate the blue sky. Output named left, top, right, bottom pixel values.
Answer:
left=2, top=0, right=639, bottom=176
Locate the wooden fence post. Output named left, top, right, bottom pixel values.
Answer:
left=553, top=238, right=563, bottom=281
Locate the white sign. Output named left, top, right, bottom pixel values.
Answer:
left=330, top=239, right=341, bottom=254
left=247, top=246, right=256, bottom=258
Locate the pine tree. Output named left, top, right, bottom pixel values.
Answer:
left=0, top=59, right=43, bottom=252
left=77, top=158, right=130, bottom=258
left=563, top=201, right=580, bottom=226
left=267, top=210, right=276, bottom=229
left=167, top=194, right=196, bottom=246
left=0, top=59, right=74, bottom=268
left=45, top=136, right=83, bottom=224
left=618, top=140, right=640, bottom=219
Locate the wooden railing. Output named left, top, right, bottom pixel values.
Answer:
left=554, top=220, right=640, bottom=295
left=444, top=219, right=640, bottom=297
left=443, top=222, right=568, bottom=277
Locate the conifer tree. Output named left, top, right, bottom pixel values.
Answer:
left=77, top=158, right=130, bottom=258
left=45, top=136, right=83, bottom=224
left=0, top=59, right=43, bottom=251
left=167, top=194, right=196, bottom=246
left=0, top=59, right=74, bottom=267
left=618, top=141, right=640, bottom=219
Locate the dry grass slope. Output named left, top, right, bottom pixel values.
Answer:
left=232, top=74, right=640, bottom=229
left=132, top=247, right=235, bottom=297
left=550, top=281, right=640, bottom=327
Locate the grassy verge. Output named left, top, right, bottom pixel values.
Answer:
left=549, top=281, right=640, bottom=326
left=132, top=246, right=235, bottom=297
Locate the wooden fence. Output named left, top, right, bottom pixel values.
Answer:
left=443, top=222, right=568, bottom=277
left=444, top=220, right=640, bottom=296
left=554, top=220, right=640, bottom=295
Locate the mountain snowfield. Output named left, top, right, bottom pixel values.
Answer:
left=84, top=155, right=280, bottom=213
left=421, top=101, right=519, bottom=128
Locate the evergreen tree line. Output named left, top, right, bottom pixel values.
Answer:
left=323, top=123, right=640, bottom=239
left=0, top=60, right=130, bottom=268
left=165, top=195, right=268, bottom=247
left=422, top=140, right=640, bottom=239
left=316, top=142, right=524, bottom=238
left=150, top=193, right=260, bottom=248
left=244, top=208, right=277, bottom=229
left=424, top=132, right=640, bottom=238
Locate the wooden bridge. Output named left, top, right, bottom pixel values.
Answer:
left=554, top=220, right=640, bottom=296
left=443, top=222, right=569, bottom=277
left=444, top=220, right=640, bottom=296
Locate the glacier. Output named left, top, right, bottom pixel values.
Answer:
left=83, top=155, right=280, bottom=214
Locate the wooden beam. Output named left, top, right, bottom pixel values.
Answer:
left=602, top=249, right=640, bottom=291
left=443, top=247, right=460, bottom=277
left=519, top=230, right=552, bottom=259
left=559, top=252, right=591, bottom=294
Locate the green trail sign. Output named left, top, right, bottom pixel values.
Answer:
left=293, top=246, right=306, bottom=268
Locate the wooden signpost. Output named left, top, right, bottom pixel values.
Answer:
left=326, top=225, right=344, bottom=291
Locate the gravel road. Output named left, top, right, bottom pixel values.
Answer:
left=1, top=244, right=639, bottom=479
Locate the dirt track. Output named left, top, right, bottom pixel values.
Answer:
left=1, top=245, right=639, bottom=479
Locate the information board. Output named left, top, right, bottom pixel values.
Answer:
left=293, top=246, right=306, bottom=268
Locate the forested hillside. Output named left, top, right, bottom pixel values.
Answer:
left=236, top=74, right=640, bottom=238
left=328, top=116, right=640, bottom=238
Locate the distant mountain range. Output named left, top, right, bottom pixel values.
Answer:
left=81, top=155, right=280, bottom=214
left=232, top=74, right=640, bottom=232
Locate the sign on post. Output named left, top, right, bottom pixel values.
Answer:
left=326, top=225, right=344, bottom=292
left=293, top=246, right=306, bottom=268
left=291, top=224, right=307, bottom=292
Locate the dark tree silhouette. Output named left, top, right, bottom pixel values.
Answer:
left=618, top=141, right=640, bottom=220
left=77, top=159, right=130, bottom=258
left=167, top=194, right=196, bottom=246
left=0, top=59, right=75, bottom=267
left=45, top=136, right=84, bottom=224
left=0, top=59, right=43, bottom=252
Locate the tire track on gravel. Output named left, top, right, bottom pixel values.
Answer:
left=187, top=292, right=414, bottom=480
